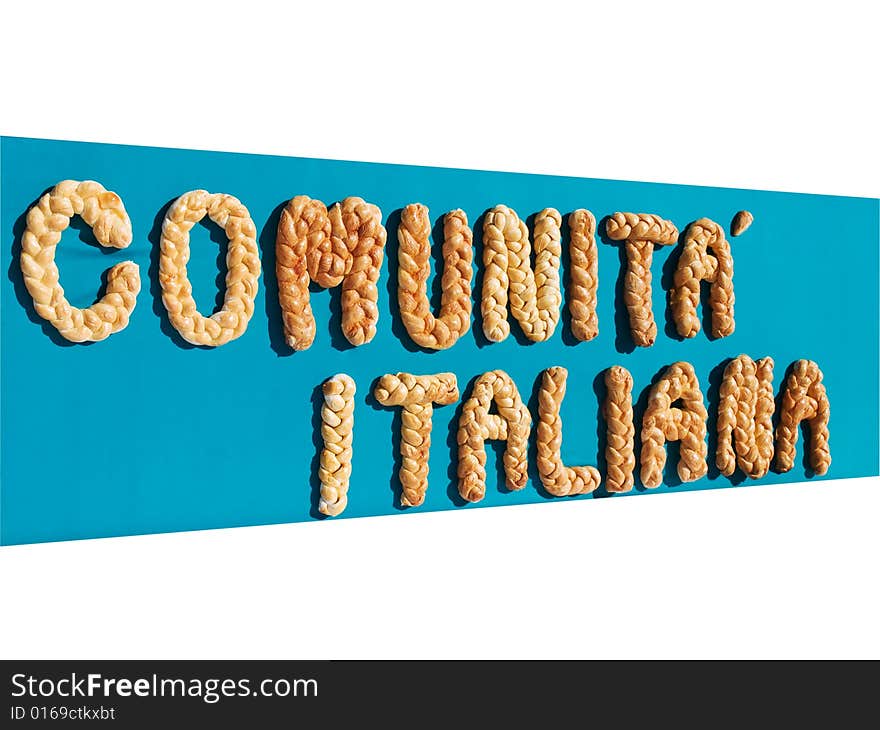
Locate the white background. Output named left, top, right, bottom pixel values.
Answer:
left=1, top=1, right=878, bottom=658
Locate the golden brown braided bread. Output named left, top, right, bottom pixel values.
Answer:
left=481, top=206, right=562, bottom=343
left=641, top=362, right=708, bottom=488
left=568, top=209, right=599, bottom=341
left=396, top=204, right=472, bottom=350
left=716, top=355, right=775, bottom=479
left=774, top=360, right=831, bottom=475
left=20, top=180, right=140, bottom=342
left=670, top=218, right=734, bottom=339
left=603, top=365, right=635, bottom=492
left=276, top=196, right=386, bottom=350
left=604, top=212, right=678, bottom=347
left=159, top=190, right=260, bottom=346
left=374, top=372, right=459, bottom=507
left=535, top=367, right=601, bottom=496
left=319, top=374, right=356, bottom=516
left=457, top=370, right=531, bottom=502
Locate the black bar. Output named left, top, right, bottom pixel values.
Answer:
left=1, top=660, right=870, bottom=724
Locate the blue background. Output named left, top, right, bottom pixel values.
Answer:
left=2, top=136, right=878, bottom=545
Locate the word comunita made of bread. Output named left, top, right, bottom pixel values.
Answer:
left=19, top=182, right=830, bottom=515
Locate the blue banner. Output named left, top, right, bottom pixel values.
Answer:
left=2, top=136, right=877, bottom=544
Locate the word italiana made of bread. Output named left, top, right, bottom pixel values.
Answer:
left=324, top=361, right=829, bottom=511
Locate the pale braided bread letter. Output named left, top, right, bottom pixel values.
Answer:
left=374, top=373, right=459, bottom=507
left=670, top=218, right=734, bottom=339
left=536, top=367, right=600, bottom=496
left=603, top=366, right=635, bottom=493
left=159, top=190, right=260, bottom=346
left=20, top=180, right=140, bottom=342
left=482, top=206, right=562, bottom=343
left=716, top=355, right=775, bottom=479
left=641, top=362, right=708, bottom=488
left=774, top=360, right=831, bottom=475
left=318, top=374, right=356, bottom=516
left=604, top=212, right=678, bottom=347
left=276, top=196, right=386, bottom=350
left=457, top=370, right=531, bottom=502
left=396, top=204, right=473, bottom=349
left=568, top=209, right=599, bottom=341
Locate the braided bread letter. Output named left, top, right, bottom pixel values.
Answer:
left=276, top=196, right=386, bottom=350
left=536, top=367, right=600, bottom=496
left=159, top=190, right=260, bottom=346
left=568, top=209, right=599, bottom=341
left=457, top=370, right=531, bottom=502
left=641, top=362, right=708, bottom=488
left=20, top=180, right=140, bottom=342
left=670, top=218, right=734, bottom=339
left=481, top=206, right=562, bottom=343
left=603, top=366, right=635, bottom=493
left=374, top=373, right=459, bottom=507
left=774, top=360, right=831, bottom=475
left=716, top=355, right=775, bottom=479
left=396, top=204, right=473, bottom=349
left=318, top=374, right=356, bottom=516
left=604, top=212, right=678, bottom=347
